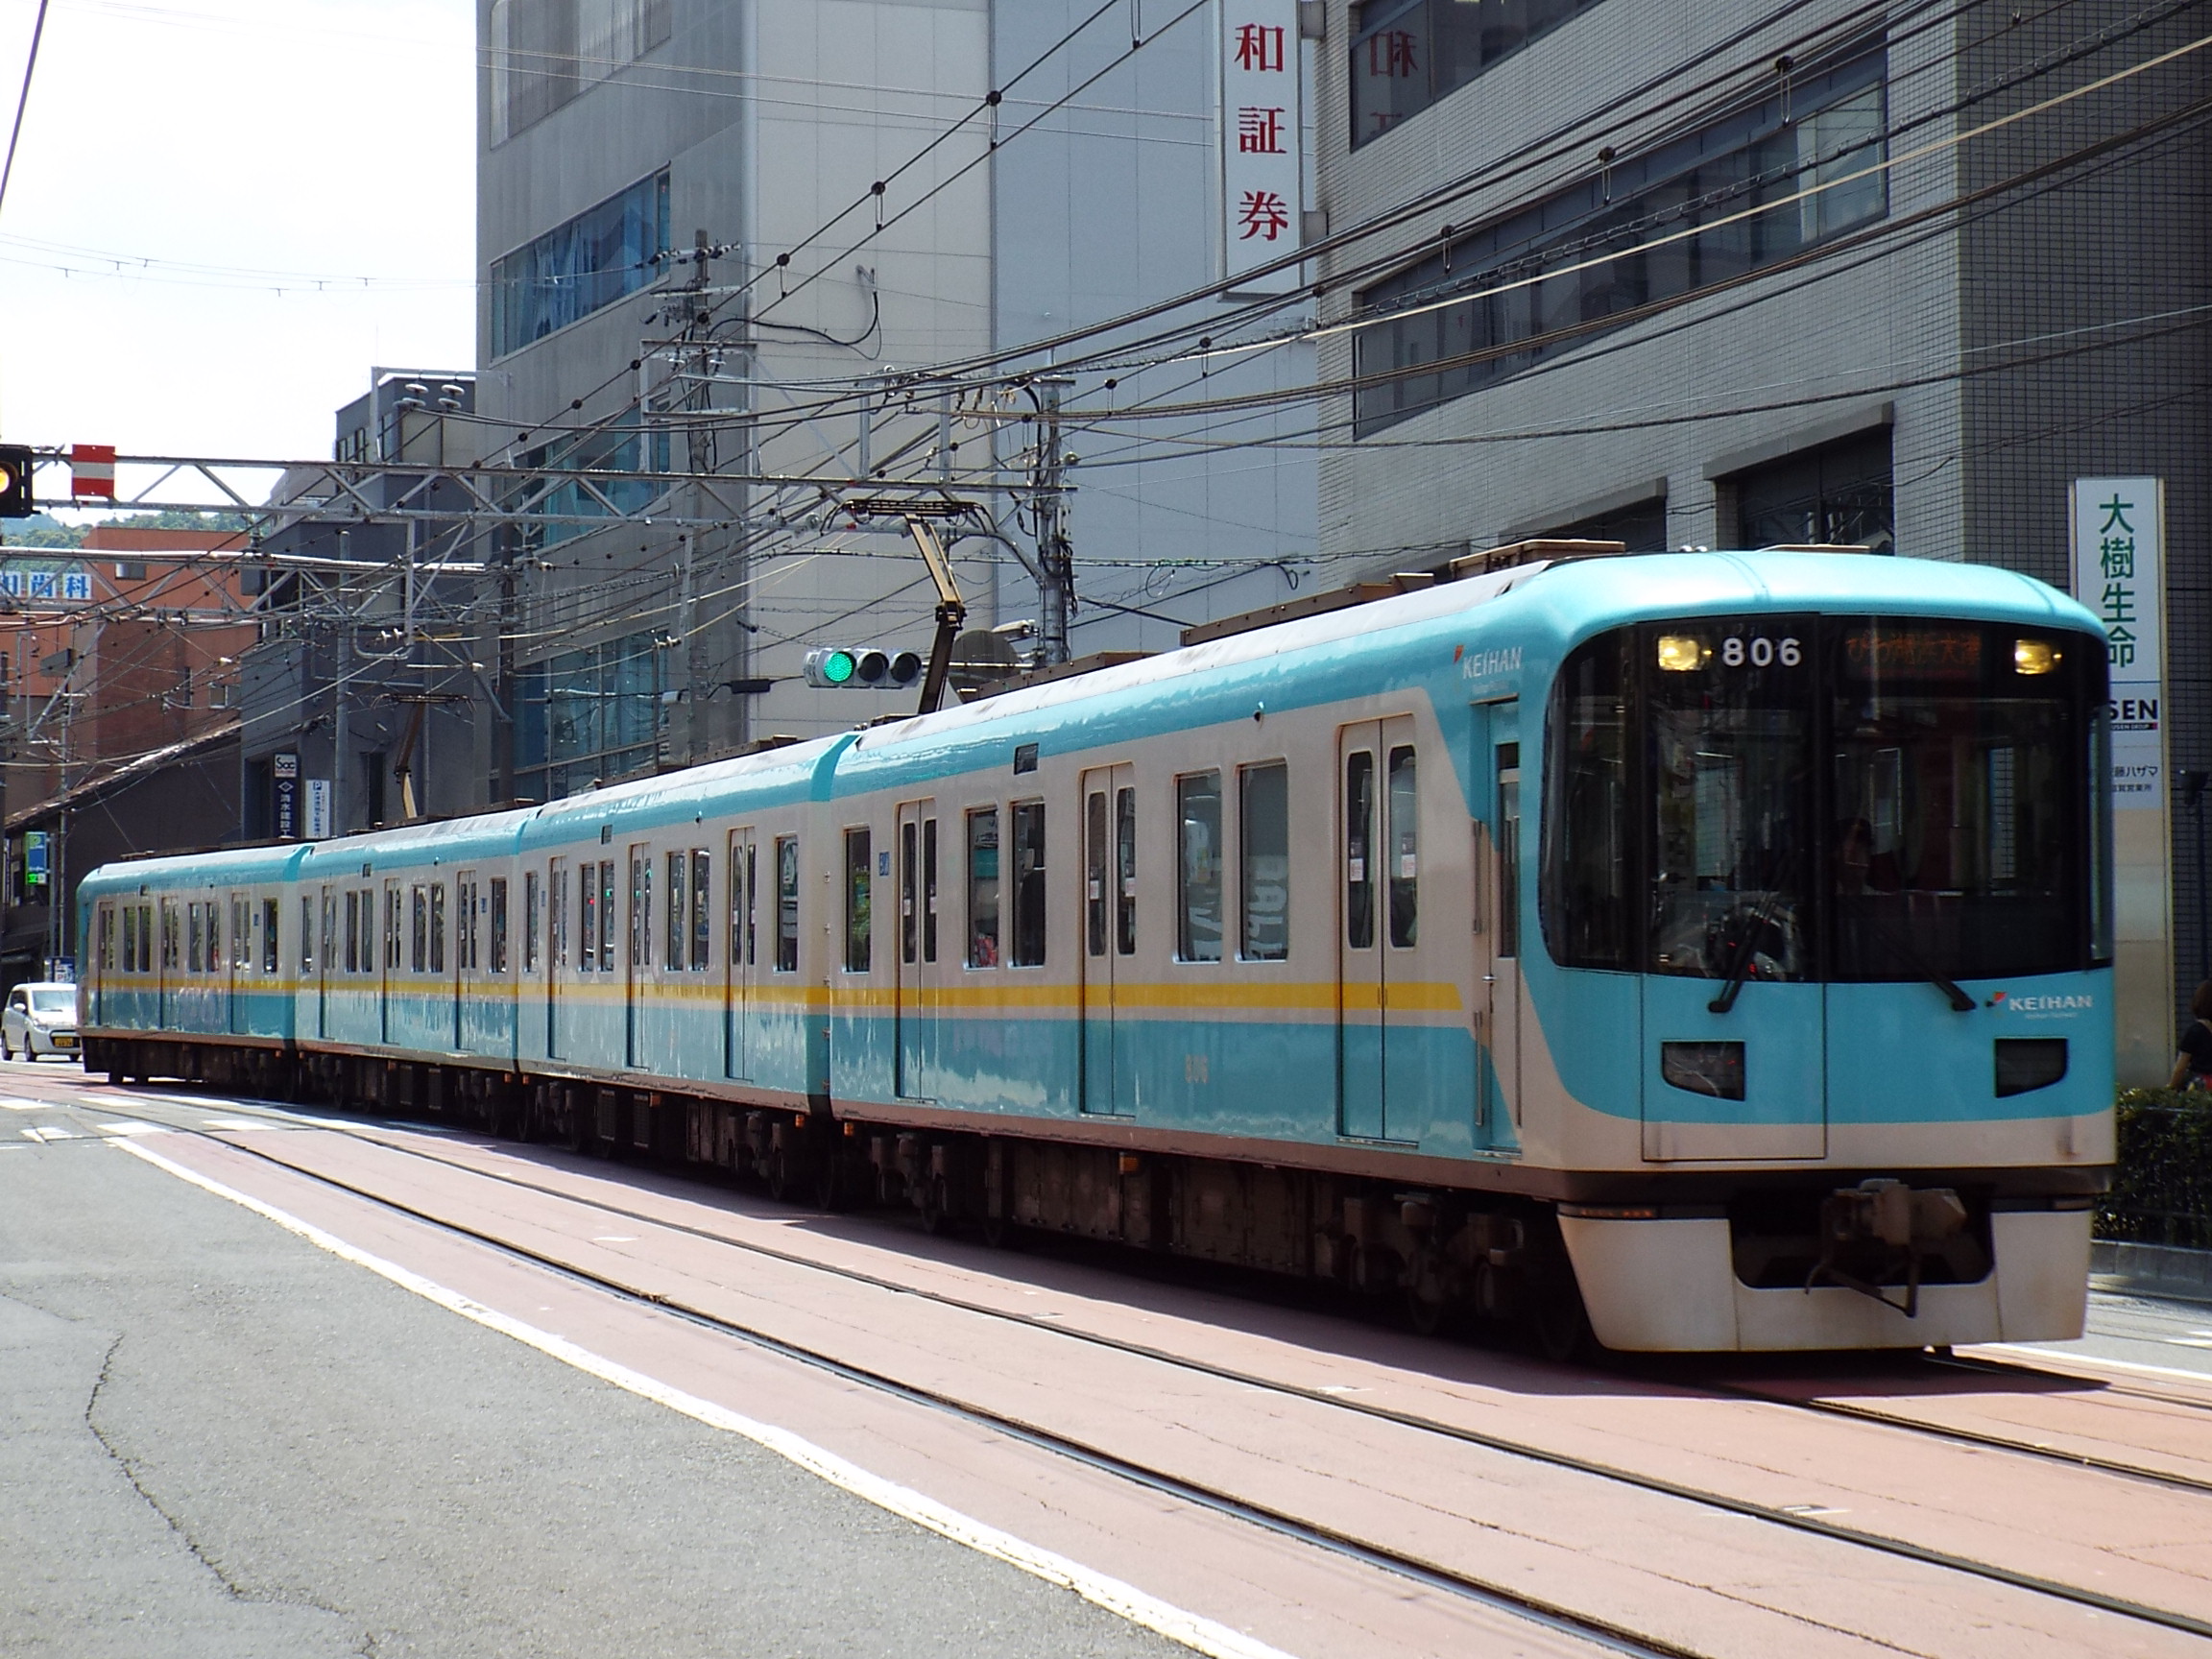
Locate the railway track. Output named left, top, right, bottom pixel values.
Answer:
left=36, top=1077, right=2212, bottom=1653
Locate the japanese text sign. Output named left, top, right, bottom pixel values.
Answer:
left=1222, top=0, right=1302, bottom=292
left=2073, top=476, right=2165, bottom=811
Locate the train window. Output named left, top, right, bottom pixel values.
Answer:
left=491, top=878, right=510, bottom=974
left=455, top=881, right=473, bottom=972
left=923, top=820, right=939, bottom=964
left=775, top=837, right=800, bottom=972
left=1010, top=803, right=1046, bottom=968
left=384, top=889, right=401, bottom=972
left=1116, top=788, right=1136, bottom=956
left=412, top=886, right=428, bottom=973
left=1386, top=748, right=1418, bottom=949
left=1345, top=752, right=1375, bottom=950
left=98, top=904, right=114, bottom=974
left=580, top=870, right=598, bottom=971
left=845, top=829, right=874, bottom=973
left=967, top=810, right=999, bottom=967
left=1648, top=620, right=1812, bottom=982
left=161, top=904, right=178, bottom=972
left=630, top=854, right=651, bottom=971
left=1542, top=629, right=1633, bottom=970
left=525, top=872, right=541, bottom=972
left=345, top=891, right=359, bottom=973
left=1240, top=762, right=1289, bottom=961
left=431, top=884, right=448, bottom=974
left=187, top=903, right=204, bottom=974
left=323, top=893, right=338, bottom=977
left=235, top=899, right=252, bottom=971
left=1178, top=772, right=1223, bottom=963
left=1496, top=745, right=1522, bottom=959
left=599, top=861, right=617, bottom=971
left=263, top=899, right=279, bottom=974
left=1086, top=792, right=1108, bottom=957
left=690, top=851, right=711, bottom=971
left=904, top=821, right=923, bottom=965
left=122, top=906, right=137, bottom=974
left=666, top=853, right=686, bottom=972
left=301, top=897, right=315, bottom=974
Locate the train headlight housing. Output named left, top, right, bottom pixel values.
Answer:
left=1655, top=635, right=1707, bottom=673
left=2013, top=637, right=2058, bottom=675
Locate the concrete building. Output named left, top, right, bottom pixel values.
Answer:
left=238, top=371, right=484, bottom=838
left=1309, top=0, right=2207, bottom=1071
left=475, top=0, right=1320, bottom=787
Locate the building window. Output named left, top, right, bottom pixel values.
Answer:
left=1178, top=773, right=1223, bottom=963
left=514, top=630, right=668, bottom=804
left=1730, top=428, right=1894, bottom=550
left=1352, top=0, right=1605, bottom=147
left=490, top=170, right=670, bottom=357
left=492, top=0, right=673, bottom=144
left=1528, top=495, right=1670, bottom=553
left=1354, top=48, right=1887, bottom=434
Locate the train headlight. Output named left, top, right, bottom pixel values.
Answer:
left=1655, top=635, right=1707, bottom=673
left=2013, top=638, right=2058, bottom=675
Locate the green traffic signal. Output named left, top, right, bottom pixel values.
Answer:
left=821, top=649, right=856, bottom=685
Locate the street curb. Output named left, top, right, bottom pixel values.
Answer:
left=2091, top=1238, right=2212, bottom=1306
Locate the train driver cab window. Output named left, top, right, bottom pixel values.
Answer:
left=967, top=810, right=999, bottom=967
left=1542, top=630, right=1634, bottom=970
left=1177, top=772, right=1223, bottom=962
left=1010, top=804, right=1046, bottom=967
left=775, top=836, right=801, bottom=973
left=1240, top=762, right=1289, bottom=961
left=844, top=829, right=873, bottom=973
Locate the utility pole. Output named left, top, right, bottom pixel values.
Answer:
left=332, top=528, right=349, bottom=835
left=1031, top=376, right=1076, bottom=666
left=681, top=228, right=714, bottom=763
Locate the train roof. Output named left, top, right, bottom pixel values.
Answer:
left=832, top=549, right=2101, bottom=791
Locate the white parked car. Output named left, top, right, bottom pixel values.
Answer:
left=3, top=982, right=79, bottom=1061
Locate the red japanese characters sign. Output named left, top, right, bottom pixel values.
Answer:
left=1222, top=0, right=1302, bottom=291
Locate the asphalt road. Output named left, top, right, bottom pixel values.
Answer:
left=0, top=1123, right=1189, bottom=1659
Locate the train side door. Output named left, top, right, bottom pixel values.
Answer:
left=626, top=845, right=649, bottom=1069
left=1339, top=718, right=1419, bottom=1141
left=1476, top=705, right=1522, bottom=1146
left=724, top=831, right=756, bottom=1079
left=380, top=879, right=398, bottom=1045
left=893, top=802, right=939, bottom=1099
left=546, top=858, right=568, bottom=1060
left=1080, top=766, right=1137, bottom=1116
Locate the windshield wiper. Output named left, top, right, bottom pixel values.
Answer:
left=1707, top=902, right=1773, bottom=1015
left=1869, top=917, right=1977, bottom=1013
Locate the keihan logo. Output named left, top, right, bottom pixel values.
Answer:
left=1455, top=644, right=1523, bottom=680
left=1986, top=990, right=2095, bottom=1012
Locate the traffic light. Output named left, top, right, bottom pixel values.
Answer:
left=0, top=445, right=34, bottom=517
left=803, top=646, right=925, bottom=689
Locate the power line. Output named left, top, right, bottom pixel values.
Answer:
left=0, top=0, right=50, bottom=225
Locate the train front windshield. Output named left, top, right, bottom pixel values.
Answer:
left=1545, top=616, right=2112, bottom=983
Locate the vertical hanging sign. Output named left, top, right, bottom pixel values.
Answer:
left=1221, top=0, right=1302, bottom=293
left=2074, top=478, right=2165, bottom=808
left=2073, top=475, right=2171, bottom=1086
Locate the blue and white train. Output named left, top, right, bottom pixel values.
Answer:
left=79, top=548, right=2114, bottom=1353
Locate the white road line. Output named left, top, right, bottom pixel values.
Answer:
left=1975, top=1341, right=2212, bottom=1384
left=0, top=1097, right=50, bottom=1111
left=202, top=1119, right=268, bottom=1132
left=93, top=1121, right=165, bottom=1137
left=114, top=1139, right=1299, bottom=1659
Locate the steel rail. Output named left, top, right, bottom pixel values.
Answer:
left=64, top=1081, right=2212, bottom=1647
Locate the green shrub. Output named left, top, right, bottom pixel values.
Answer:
left=2099, top=1088, right=2212, bottom=1248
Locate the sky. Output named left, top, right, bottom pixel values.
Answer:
left=0, top=0, right=474, bottom=487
